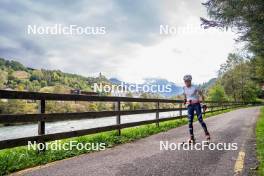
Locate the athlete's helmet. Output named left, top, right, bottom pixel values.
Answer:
left=183, top=75, right=192, bottom=81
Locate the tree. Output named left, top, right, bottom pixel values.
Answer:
left=201, top=0, right=264, bottom=88
left=0, top=70, right=7, bottom=89
left=52, top=72, right=60, bottom=82
left=218, top=54, right=244, bottom=101
left=6, top=60, right=26, bottom=71
left=17, top=84, right=25, bottom=91
left=28, top=80, right=41, bottom=92
left=201, top=0, right=264, bottom=56
left=250, top=56, right=264, bottom=82
left=208, top=83, right=228, bottom=102
left=0, top=58, right=6, bottom=69
left=0, top=100, right=36, bottom=114
left=217, top=53, right=260, bottom=101
left=30, top=70, right=44, bottom=81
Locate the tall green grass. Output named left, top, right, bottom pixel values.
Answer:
left=0, top=109, right=234, bottom=175
left=256, top=107, right=264, bottom=175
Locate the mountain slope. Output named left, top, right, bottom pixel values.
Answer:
left=0, top=58, right=110, bottom=93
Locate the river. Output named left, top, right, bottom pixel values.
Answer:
left=0, top=111, right=188, bottom=141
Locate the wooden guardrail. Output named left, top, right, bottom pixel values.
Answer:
left=0, top=90, right=262, bottom=150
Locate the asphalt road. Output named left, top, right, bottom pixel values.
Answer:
left=14, top=107, right=261, bottom=176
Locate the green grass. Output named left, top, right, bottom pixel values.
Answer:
left=0, top=108, right=237, bottom=175
left=256, top=106, right=264, bottom=175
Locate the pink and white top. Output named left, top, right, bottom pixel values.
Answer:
left=183, top=86, right=200, bottom=103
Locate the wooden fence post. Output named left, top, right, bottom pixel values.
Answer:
left=38, top=99, right=45, bottom=152
left=115, top=101, right=121, bottom=135
left=156, top=101, right=160, bottom=127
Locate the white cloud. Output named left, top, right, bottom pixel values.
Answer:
left=0, top=0, right=240, bottom=85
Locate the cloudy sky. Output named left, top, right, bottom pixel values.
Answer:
left=0, top=0, right=240, bottom=85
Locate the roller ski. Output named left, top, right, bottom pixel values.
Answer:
left=182, top=135, right=196, bottom=145
left=204, top=133, right=211, bottom=145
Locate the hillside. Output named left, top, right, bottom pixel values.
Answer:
left=0, top=58, right=111, bottom=94
left=0, top=58, right=216, bottom=98
left=0, top=58, right=185, bottom=97
left=0, top=58, right=180, bottom=116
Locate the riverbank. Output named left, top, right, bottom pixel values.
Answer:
left=0, top=108, right=239, bottom=175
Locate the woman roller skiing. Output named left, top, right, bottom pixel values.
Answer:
left=183, top=74, right=210, bottom=144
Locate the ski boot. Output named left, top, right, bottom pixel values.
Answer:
left=181, top=135, right=195, bottom=145
left=205, top=132, right=210, bottom=144
left=188, top=135, right=196, bottom=145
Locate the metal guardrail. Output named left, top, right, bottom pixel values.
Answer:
left=0, top=90, right=262, bottom=150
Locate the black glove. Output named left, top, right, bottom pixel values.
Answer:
left=202, top=104, right=207, bottom=111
